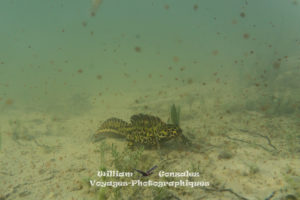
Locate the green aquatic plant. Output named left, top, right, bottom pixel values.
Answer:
left=112, top=187, right=121, bottom=200
left=285, top=175, right=300, bottom=197
left=95, top=143, right=145, bottom=199
left=81, top=177, right=92, bottom=187
left=0, top=131, right=2, bottom=151
left=170, top=104, right=181, bottom=127
left=98, top=142, right=110, bottom=200
left=153, top=187, right=170, bottom=200
left=9, top=120, right=21, bottom=141
left=152, top=187, right=179, bottom=200
left=249, top=164, right=260, bottom=175
left=99, top=141, right=109, bottom=169
left=98, top=187, right=108, bottom=200
left=111, top=143, right=123, bottom=170
left=218, top=150, right=233, bottom=160
left=111, top=143, right=144, bottom=171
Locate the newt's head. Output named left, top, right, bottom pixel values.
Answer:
left=158, top=124, right=182, bottom=140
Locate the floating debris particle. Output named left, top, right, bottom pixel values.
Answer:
left=90, top=0, right=103, bottom=16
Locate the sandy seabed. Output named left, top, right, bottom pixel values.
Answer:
left=1, top=84, right=299, bottom=200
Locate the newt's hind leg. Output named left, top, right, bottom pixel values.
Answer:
left=127, top=141, right=135, bottom=149
left=126, top=140, right=144, bottom=150
left=180, top=134, right=191, bottom=145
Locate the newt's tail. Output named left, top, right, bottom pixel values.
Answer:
left=96, top=118, right=129, bottom=136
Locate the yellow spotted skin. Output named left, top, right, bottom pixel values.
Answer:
left=95, top=114, right=182, bottom=146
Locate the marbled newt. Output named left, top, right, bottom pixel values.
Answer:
left=94, top=114, right=188, bottom=147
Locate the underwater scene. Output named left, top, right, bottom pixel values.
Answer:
left=0, top=0, right=300, bottom=199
